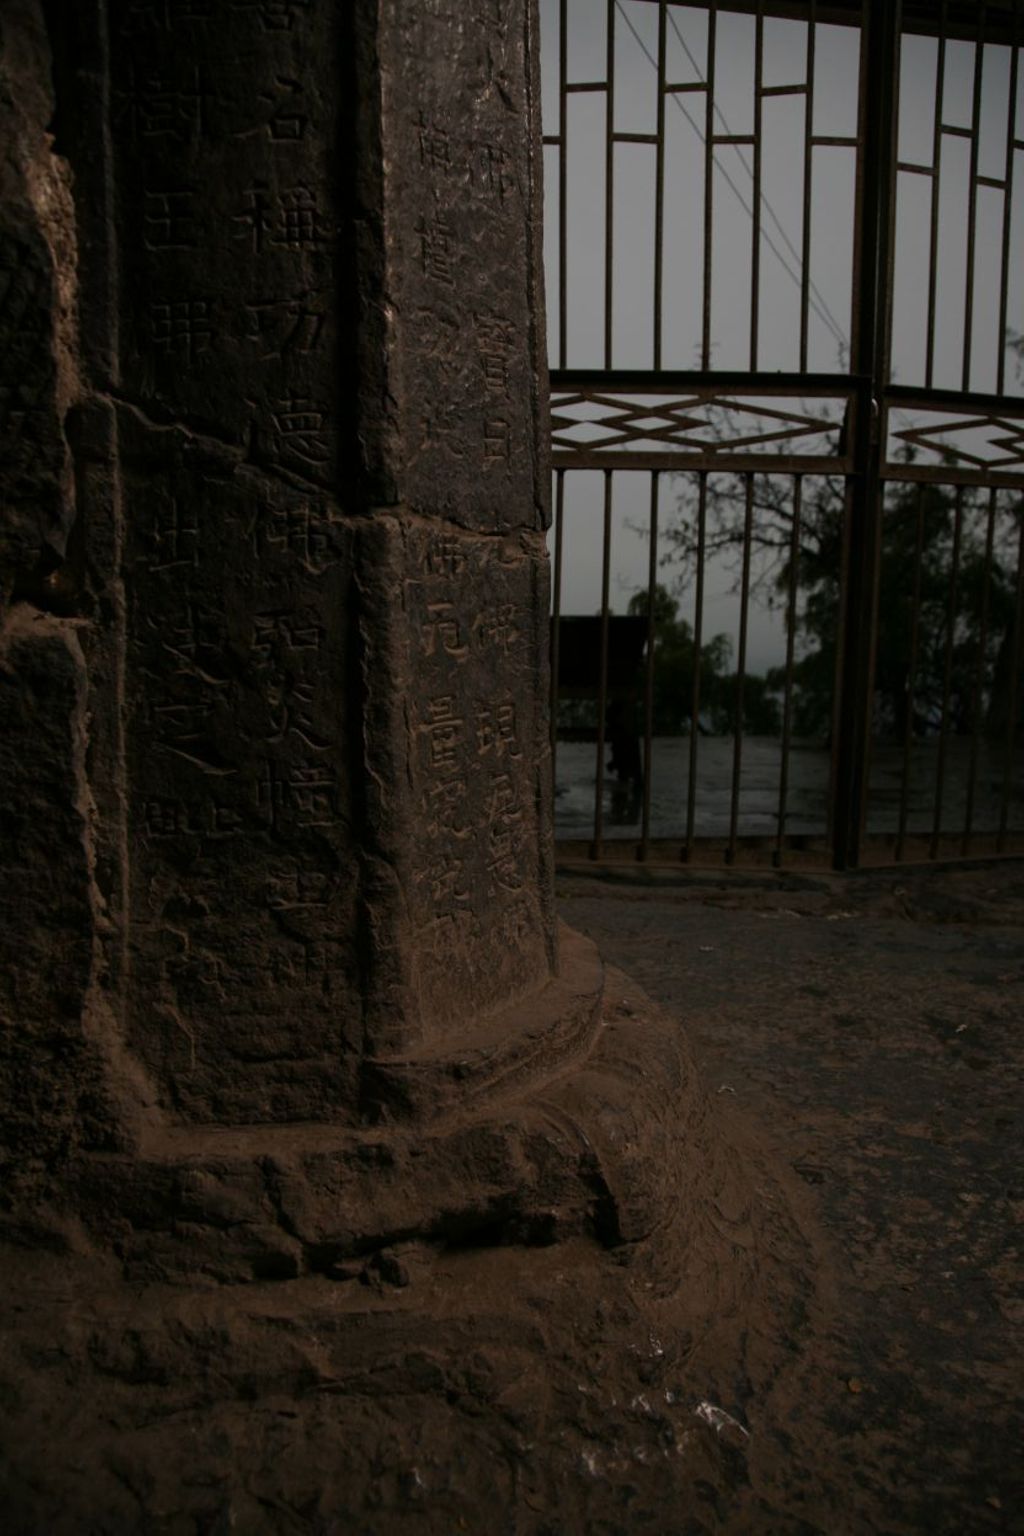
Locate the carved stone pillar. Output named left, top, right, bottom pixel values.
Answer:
left=52, top=0, right=564, bottom=1134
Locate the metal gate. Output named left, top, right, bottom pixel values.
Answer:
left=544, top=0, right=1024, bottom=867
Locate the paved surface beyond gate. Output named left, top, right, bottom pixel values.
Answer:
left=558, top=860, right=1024, bottom=1534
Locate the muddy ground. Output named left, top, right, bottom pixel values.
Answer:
left=558, top=858, right=1024, bottom=1533
left=1, top=862, right=1021, bottom=1534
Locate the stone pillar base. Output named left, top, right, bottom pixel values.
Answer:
left=2, top=952, right=816, bottom=1534
left=43, top=927, right=742, bottom=1294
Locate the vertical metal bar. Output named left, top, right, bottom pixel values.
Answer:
left=930, top=485, right=964, bottom=860
left=847, top=0, right=871, bottom=379
left=604, top=0, right=616, bottom=370
left=895, top=482, right=926, bottom=863
left=800, top=2, right=817, bottom=372
left=827, top=475, right=855, bottom=853
left=654, top=0, right=667, bottom=370
left=961, top=4, right=986, bottom=393
left=997, top=3, right=1021, bottom=396
left=833, top=0, right=899, bottom=870
left=639, top=472, right=660, bottom=861
left=701, top=0, right=718, bottom=370
left=592, top=470, right=613, bottom=860
left=963, top=488, right=997, bottom=855
left=998, top=507, right=1024, bottom=850
left=684, top=472, right=708, bottom=861
left=774, top=475, right=802, bottom=868
left=750, top=2, right=764, bottom=371
left=925, top=1, right=947, bottom=389
left=558, top=0, right=568, bottom=368
left=550, top=470, right=566, bottom=773
left=727, top=474, right=755, bottom=865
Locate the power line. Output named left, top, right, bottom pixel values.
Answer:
left=613, top=0, right=849, bottom=357
left=664, top=5, right=850, bottom=348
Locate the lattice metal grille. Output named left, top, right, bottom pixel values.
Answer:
left=545, top=0, right=1024, bottom=869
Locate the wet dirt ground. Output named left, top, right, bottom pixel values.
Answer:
left=558, top=859, right=1024, bottom=1534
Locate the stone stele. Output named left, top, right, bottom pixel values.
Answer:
left=0, top=2, right=812, bottom=1528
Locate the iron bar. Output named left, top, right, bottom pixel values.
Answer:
left=751, top=2, right=764, bottom=370
left=684, top=472, right=708, bottom=859
left=800, top=1, right=817, bottom=370
left=605, top=0, right=616, bottom=370
left=961, top=4, right=986, bottom=393
left=702, top=0, right=718, bottom=369
left=998, top=506, right=1024, bottom=848
left=930, top=484, right=964, bottom=858
left=654, top=0, right=667, bottom=370
left=550, top=470, right=565, bottom=771
left=774, top=474, right=803, bottom=866
left=727, top=474, right=755, bottom=864
left=558, top=0, right=567, bottom=368
left=639, top=472, right=661, bottom=860
left=925, top=0, right=946, bottom=389
left=592, top=471, right=614, bottom=859
left=962, top=488, right=997, bottom=853
left=996, top=2, right=1020, bottom=396
left=895, top=482, right=926, bottom=861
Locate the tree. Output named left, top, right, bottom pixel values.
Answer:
left=626, top=584, right=739, bottom=735
left=661, top=466, right=1023, bottom=744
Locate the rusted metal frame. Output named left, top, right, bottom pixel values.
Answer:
left=555, top=419, right=843, bottom=454
left=800, top=1, right=817, bottom=370
left=639, top=472, right=661, bottom=860
left=684, top=472, right=708, bottom=860
left=558, top=0, right=567, bottom=368
left=832, top=0, right=899, bottom=870
left=774, top=474, right=803, bottom=866
left=962, top=488, right=997, bottom=853
left=552, top=367, right=865, bottom=393
left=751, top=2, right=765, bottom=370
left=930, top=485, right=964, bottom=858
left=551, top=450, right=850, bottom=473
left=654, top=2, right=668, bottom=371
left=550, top=470, right=566, bottom=774
left=882, top=463, right=1024, bottom=491
left=885, top=382, right=1024, bottom=415
left=727, top=474, right=756, bottom=864
left=592, top=470, right=614, bottom=859
left=925, top=0, right=947, bottom=388
left=702, top=0, right=718, bottom=370
left=998, top=506, right=1024, bottom=848
left=997, top=3, right=1021, bottom=395
left=961, top=3, right=986, bottom=393
left=555, top=393, right=844, bottom=433
left=623, top=0, right=1017, bottom=45
left=605, top=0, right=616, bottom=371
left=895, top=481, right=927, bottom=862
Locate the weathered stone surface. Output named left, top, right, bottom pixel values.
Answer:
left=377, top=0, right=549, bottom=533
left=0, top=0, right=78, bottom=613
left=0, top=614, right=112, bottom=1202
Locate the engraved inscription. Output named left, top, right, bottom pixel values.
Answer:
left=234, top=182, right=328, bottom=255
left=143, top=187, right=199, bottom=249
left=146, top=494, right=199, bottom=573
left=245, top=293, right=326, bottom=358
left=151, top=297, right=215, bottom=360
left=116, top=64, right=209, bottom=143
left=416, top=211, right=457, bottom=287
left=475, top=312, right=515, bottom=399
